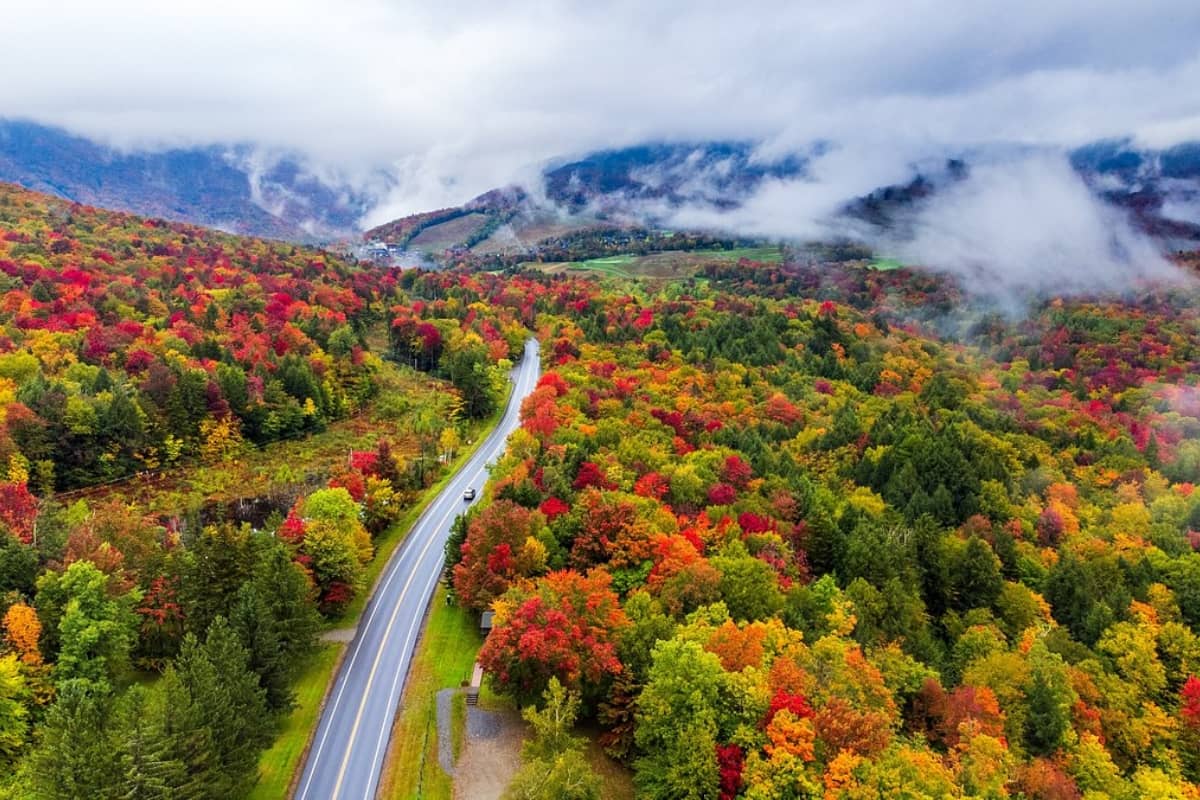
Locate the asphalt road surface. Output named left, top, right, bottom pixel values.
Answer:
left=296, top=338, right=541, bottom=800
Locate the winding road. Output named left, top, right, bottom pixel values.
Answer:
left=296, top=338, right=541, bottom=800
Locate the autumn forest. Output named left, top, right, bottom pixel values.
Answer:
left=4, top=180, right=1200, bottom=800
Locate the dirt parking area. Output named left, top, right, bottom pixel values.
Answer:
left=451, top=705, right=526, bottom=800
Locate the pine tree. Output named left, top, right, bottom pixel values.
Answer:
left=155, top=667, right=215, bottom=798
left=251, top=541, right=320, bottom=665
left=930, top=483, right=957, bottom=526
left=1023, top=646, right=1075, bottom=757
left=953, top=536, right=1003, bottom=611
left=1145, top=431, right=1161, bottom=469
left=175, top=617, right=270, bottom=796
left=230, top=583, right=291, bottom=711
left=24, top=681, right=123, bottom=800
left=115, top=686, right=199, bottom=800
left=180, top=523, right=256, bottom=636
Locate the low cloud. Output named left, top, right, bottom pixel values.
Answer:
left=2, top=1, right=1199, bottom=224
left=664, top=141, right=923, bottom=240
left=893, top=153, right=1183, bottom=297
left=2, top=0, right=1198, bottom=295
left=656, top=147, right=1187, bottom=299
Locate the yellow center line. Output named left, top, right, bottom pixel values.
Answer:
left=365, top=555, right=444, bottom=783
left=330, top=351, right=536, bottom=799
left=300, top=342, right=536, bottom=800
left=328, top=484, right=471, bottom=799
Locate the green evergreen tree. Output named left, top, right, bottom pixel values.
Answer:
left=154, top=667, right=216, bottom=798
left=175, top=617, right=270, bottom=796
left=180, top=523, right=256, bottom=635
left=0, top=533, right=38, bottom=595
left=441, top=343, right=497, bottom=419
left=953, top=536, right=1004, bottom=611
left=248, top=540, right=320, bottom=675
left=929, top=483, right=957, bottom=526
left=115, top=686, right=199, bottom=800
left=24, top=681, right=123, bottom=800
left=1023, top=645, right=1075, bottom=757
left=229, top=583, right=290, bottom=711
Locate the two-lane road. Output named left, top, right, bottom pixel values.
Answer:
left=296, top=338, right=541, bottom=800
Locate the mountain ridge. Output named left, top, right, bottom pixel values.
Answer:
left=0, top=118, right=384, bottom=242
left=2, top=119, right=1197, bottom=251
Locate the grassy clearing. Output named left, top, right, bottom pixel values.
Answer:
left=704, top=245, right=784, bottom=263
left=869, top=256, right=904, bottom=271
left=529, top=245, right=784, bottom=281
left=450, top=692, right=467, bottom=761
left=567, top=254, right=637, bottom=278
left=377, top=584, right=483, bottom=800
left=248, top=643, right=344, bottom=800
left=584, top=736, right=637, bottom=800
left=409, top=212, right=491, bottom=252
left=64, top=357, right=444, bottom=516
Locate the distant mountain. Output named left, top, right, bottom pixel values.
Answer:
left=1070, top=139, right=1200, bottom=246
left=6, top=119, right=1195, bottom=253
left=365, top=137, right=1200, bottom=265
left=362, top=141, right=813, bottom=259
left=0, top=119, right=386, bottom=241
left=542, top=141, right=809, bottom=212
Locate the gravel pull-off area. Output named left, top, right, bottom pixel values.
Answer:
left=449, top=704, right=525, bottom=800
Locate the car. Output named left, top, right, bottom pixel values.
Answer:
left=463, top=487, right=476, bottom=501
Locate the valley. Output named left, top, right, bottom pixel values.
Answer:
left=5, top=5, right=1200, bottom=799
left=1, top=147, right=1200, bottom=800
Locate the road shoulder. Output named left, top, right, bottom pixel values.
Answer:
left=376, top=583, right=484, bottom=799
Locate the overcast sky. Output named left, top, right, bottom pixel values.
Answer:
left=4, top=0, right=1200, bottom=215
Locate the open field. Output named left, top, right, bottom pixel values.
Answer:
left=56, top=358, right=446, bottom=519
left=468, top=222, right=524, bottom=254
left=470, top=213, right=602, bottom=255
left=528, top=244, right=784, bottom=279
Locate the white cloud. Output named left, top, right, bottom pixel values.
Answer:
left=1, top=0, right=1198, bottom=222
left=893, top=153, right=1185, bottom=297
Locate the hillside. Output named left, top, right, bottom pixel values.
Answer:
left=447, top=255, right=1200, bottom=799
left=5, top=182, right=1200, bottom=800
left=541, top=140, right=809, bottom=212
left=0, top=119, right=382, bottom=241
left=3, top=121, right=1195, bottom=254
left=365, top=139, right=1200, bottom=268
left=0, top=183, right=543, bottom=796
